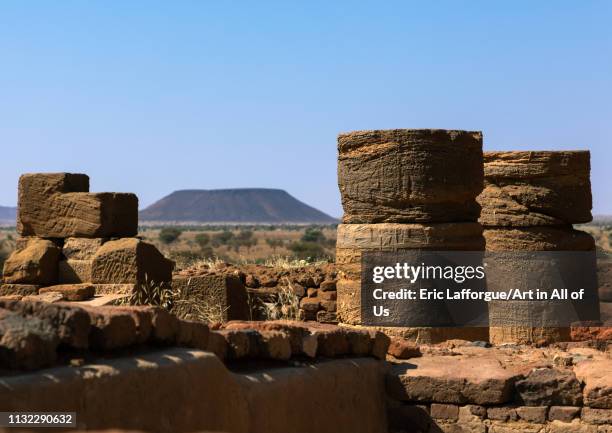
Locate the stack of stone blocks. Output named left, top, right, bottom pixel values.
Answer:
left=387, top=349, right=612, bottom=433
left=477, top=151, right=597, bottom=344
left=335, top=129, right=489, bottom=342
left=1, top=173, right=174, bottom=300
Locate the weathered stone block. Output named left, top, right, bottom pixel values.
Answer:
left=431, top=403, right=459, bottom=420
left=2, top=238, right=60, bottom=285
left=483, top=227, right=595, bottom=252
left=93, top=283, right=137, bottom=295
left=478, top=151, right=592, bottom=227
left=320, top=299, right=336, bottom=312
left=176, top=319, right=209, bottom=350
left=386, top=355, right=518, bottom=405
left=17, top=173, right=138, bottom=238
left=0, top=308, right=58, bottom=370
left=39, top=284, right=95, bottom=301
left=458, top=405, right=487, bottom=421
left=172, top=274, right=248, bottom=322
left=62, top=237, right=106, bottom=260
left=216, top=329, right=257, bottom=359
left=516, top=406, right=547, bottom=423
left=319, top=290, right=336, bottom=301
left=582, top=408, right=612, bottom=425
left=319, top=280, right=336, bottom=292
left=207, top=331, right=228, bottom=360
left=549, top=406, right=582, bottom=422
left=299, top=297, right=320, bottom=318
left=148, top=306, right=179, bottom=344
left=336, top=223, right=485, bottom=272
left=367, top=329, right=390, bottom=360
left=17, top=173, right=89, bottom=234
left=316, top=310, right=337, bottom=323
left=515, top=368, right=583, bottom=406
left=311, top=323, right=351, bottom=357
left=91, top=238, right=174, bottom=285
left=338, top=129, right=484, bottom=223
left=0, top=284, right=39, bottom=296
left=388, top=337, right=422, bottom=359
left=575, top=360, right=612, bottom=409
left=487, top=406, right=518, bottom=421
left=113, top=306, right=153, bottom=344
left=0, top=299, right=91, bottom=349
left=58, top=259, right=92, bottom=283
left=84, top=306, right=138, bottom=350
left=22, top=292, right=64, bottom=303
left=258, top=330, right=292, bottom=360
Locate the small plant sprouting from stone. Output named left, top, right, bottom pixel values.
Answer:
left=123, top=274, right=174, bottom=309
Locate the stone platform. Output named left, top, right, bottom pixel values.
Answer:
left=0, top=348, right=387, bottom=433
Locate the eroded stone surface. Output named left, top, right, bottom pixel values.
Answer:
left=91, top=238, right=174, bottom=285
left=387, top=353, right=520, bottom=405
left=172, top=274, right=248, bottom=322
left=17, top=173, right=138, bottom=238
left=574, top=359, right=612, bottom=409
left=483, top=227, right=595, bottom=252
left=2, top=238, right=61, bottom=285
left=338, top=129, right=483, bottom=223
left=0, top=308, right=58, bottom=370
left=478, top=151, right=592, bottom=227
left=39, top=284, right=95, bottom=301
left=516, top=368, right=583, bottom=406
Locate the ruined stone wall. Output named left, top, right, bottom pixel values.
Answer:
left=172, top=262, right=339, bottom=324
left=386, top=342, right=612, bottom=433
left=1, top=173, right=174, bottom=302
left=0, top=297, right=391, bottom=433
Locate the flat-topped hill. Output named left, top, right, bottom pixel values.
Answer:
left=140, top=188, right=337, bottom=224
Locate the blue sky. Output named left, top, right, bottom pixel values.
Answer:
left=1, top=1, right=610, bottom=217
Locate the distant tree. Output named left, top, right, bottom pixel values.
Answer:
left=212, top=230, right=234, bottom=247
left=159, top=227, right=182, bottom=244
left=301, top=227, right=325, bottom=243
left=195, top=233, right=210, bottom=249
left=265, top=238, right=284, bottom=252
left=288, top=241, right=325, bottom=260
left=225, top=230, right=256, bottom=252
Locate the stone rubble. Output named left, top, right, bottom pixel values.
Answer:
left=1, top=173, right=174, bottom=302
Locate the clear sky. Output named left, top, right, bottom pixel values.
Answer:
left=1, top=1, right=610, bottom=218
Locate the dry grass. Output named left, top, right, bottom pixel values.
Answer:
left=139, top=226, right=337, bottom=266
left=255, top=284, right=301, bottom=321
left=172, top=297, right=229, bottom=323
left=118, top=275, right=173, bottom=308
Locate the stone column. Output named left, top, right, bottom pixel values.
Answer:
left=335, top=129, right=487, bottom=343
left=477, top=151, right=597, bottom=344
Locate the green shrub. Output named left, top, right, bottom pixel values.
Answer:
left=159, top=227, right=182, bottom=244
left=288, top=241, right=325, bottom=260
left=195, top=233, right=210, bottom=249
left=301, top=227, right=325, bottom=243
left=212, top=230, right=234, bottom=246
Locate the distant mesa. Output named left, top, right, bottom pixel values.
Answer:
left=0, top=206, right=16, bottom=224
left=139, top=188, right=338, bottom=224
